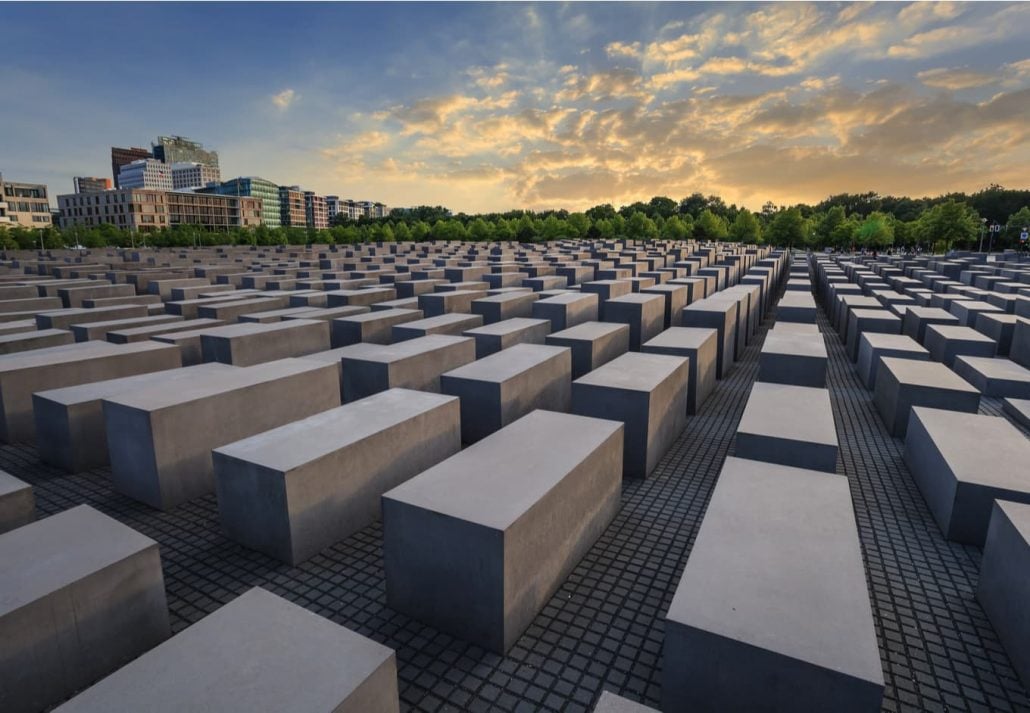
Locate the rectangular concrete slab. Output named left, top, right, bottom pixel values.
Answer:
left=546, top=321, right=630, bottom=379
left=200, top=319, right=331, bottom=366
left=0, top=505, right=170, bottom=713
left=340, top=334, right=476, bottom=401
left=103, top=359, right=341, bottom=510
left=904, top=407, right=1030, bottom=545
left=53, top=587, right=399, bottom=713
left=464, top=317, right=551, bottom=358
left=214, top=389, right=460, bottom=565
left=663, top=456, right=883, bottom=713
left=856, top=332, right=930, bottom=390
left=571, top=352, right=688, bottom=478
left=735, top=381, right=839, bottom=472
left=873, top=357, right=980, bottom=437
left=383, top=410, right=623, bottom=653
left=440, top=343, right=572, bottom=443
left=0, top=469, right=34, bottom=534
left=758, top=332, right=828, bottom=388
left=641, top=327, right=718, bottom=414
left=977, top=501, right=1030, bottom=694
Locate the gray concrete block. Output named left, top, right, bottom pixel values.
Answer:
left=0, top=341, right=183, bottom=443
left=593, top=691, right=658, bottom=713
left=904, top=407, right=1030, bottom=545
left=441, top=343, right=572, bottom=443
left=580, top=280, right=631, bottom=319
left=735, top=381, right=839, bottom=472
left=950, top=299, right=1003, bottom=328
left=418, top=289, right=487, bottom=317
left=1003, top=397, right=1030, bottom=428
left=331, top=308, right=423, bottom=347
left=532, top=292, right=599, bottom=331
left=663, top=456, right=883, bottom=713
left=572, top=352, right=688, bottom=478
left=771, top=321, right=820, bottom=336
left=0, top=469, right=34, bottom=534
left=681, top=298, right=737, bottom=378
left=603, top=294, right=664, bottom=351
left=874, top=357, right=980, bottom=437
left=238, top=306, right=320, bottom=323
left=53, top=586, right=399, bottom=713
left=391, top=312, right=483, bottom=342
left=1014, top=320, right=1030, bottom=370
left=325, top=287, right=397, bottom=307
left=341, top=335, right=476, bottom=401
left=776, top=291, right=817, bottom=323
left=215, top=389, right=460, bottom=564
left=200, top=319, right=330, bottom=366
left=106, top=317, right=225, bottom=344
left=0, top=328, right=74, bottom=355
left=0, top=505, right=169, bottom=713
left=977, top=501, right=1030, bottom=694
left=758, top=332, right=828, bottom=388
left=36, top=304, right=149, bottom=330
left=383, top=410, right=623, bottom=653
left=924, top=324, right=997, bottom=367
left=974, top=313, right=1024, bottom=356
left=846, top=308, right=902, bottom=362
left=546, top=321, right=630, bottom=379
left=856, top=333, right=929, bottom=390
left=641, top=327, right=718, bottom=414
left=197, top=296, right=288, bottom=321
left=471, top=291, right=539, bottom=324
left=70, top=314, right=183, bottom=342
left=103, top=358, right=340, bottom=510
left=952, top=356, right=1030, bottom=398
left=33, top=363, right=233, bottom=473
left=640, top=284, right=689, bottom=329
left=464, top=317, right=551, bottom=359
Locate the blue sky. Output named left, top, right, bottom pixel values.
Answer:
left=3, top=2, right=1028, bottom=212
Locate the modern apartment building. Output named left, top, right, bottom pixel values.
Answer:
left=74, top=177, right=112, bottom=193
left=331, top=198, right=390, bottom=221
left=117, top=159, right=173, bottom=191
left=171, top=162, right=221, bottom=191
left=200, top=177, right=281, bottom=228
left=111, top=147, right=152, bottom=188
left=304, top=191, right=328, bottom=230
left=0, top=175, right=53, bottom=229
left=152, top=135, right=219, bottom=170
left=326, top=195, right=342, bottom=221
left=58, top=189, right=262, bottom=232
left=279, top=186, right=306, bottom=228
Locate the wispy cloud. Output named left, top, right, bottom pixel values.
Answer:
left=271, top=88, right=296, bottom=110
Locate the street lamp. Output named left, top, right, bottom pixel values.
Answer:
left=978, top=217, right=988, bottom=253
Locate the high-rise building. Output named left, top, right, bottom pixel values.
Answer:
left=58, top=189, right=262, bottom=233
left=0, top=174, right=52, bottom=229
left=152, top=136, right=219, bottom=170
left=117, top=159, right=173, bottom=191
left=304, top=191, right=328, bottom=230
left=279, top=186, right=306, bottom=228
left=326, top=195, right=342, bottom=222
left=111, top=147, right=152, bottom=188
left=171, top=162, right=221, bottom=191
left=74, top=177, right=112, bottom=193
left=200, top=177, right=281, bottom=228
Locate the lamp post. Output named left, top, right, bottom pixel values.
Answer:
left=978, top=217, right=987, bottom=253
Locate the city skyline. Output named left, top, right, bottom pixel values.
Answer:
left=3, top=2, right=1029, bottom=213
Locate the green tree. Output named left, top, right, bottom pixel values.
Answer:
left=567, top=212, right=590, bottom=237
left=728, top=209, right=762, bottom=243
left=493, top=218, right=516, bottom=241
left=625, top=211, right=658, bottom=240
left=694, top=209, right=728, bottom=241
left=915, top=199, right=979, bottom=251
left=660, top=214, right=690, bottom=240
left=410, top=221, right=431, bottom=241
left=468, top=217, right=493, bottom=242
left=766, top=207, right=809, bottom=247
left=854, top=212, right=894, bottom=249
left=392, top=221, right=412, bottom=242
left=541, top=214, right=569, bottom=241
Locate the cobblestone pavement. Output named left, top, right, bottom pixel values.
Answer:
left=5, top=292, right=1028, bottom=712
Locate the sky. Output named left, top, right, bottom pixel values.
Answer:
left=2, top=2, right=1029, bottom=213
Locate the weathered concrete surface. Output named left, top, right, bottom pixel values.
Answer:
left=340, top=335, right=476, bottom=401
left=735, top=381, right=839, bottom=472
left=641, top=327, right=718, bottom=414
left=464, top=318, right=551, bottom=358
left=200, top=319, right=331, bottom=366
left=0, top=469, right=34, bottom=534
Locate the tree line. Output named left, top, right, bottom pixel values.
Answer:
left=3, top=185, right=1028, bottom=253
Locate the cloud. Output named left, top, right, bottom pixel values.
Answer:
left=887, top=4, right=1030, bottom=59
left=917, top=67, right=997, bottom=90
left=271, top=88, right=296, bottom=110
left=606, top=41, right=641, bottom=59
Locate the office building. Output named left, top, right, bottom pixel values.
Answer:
left=171, top=162, right=221, bottom=191
left=0, top=175, right=52, bottom=228
left=74, top=177, right=112, bottom=194
left=326, top=195, right=342, bottom=221
left=118, top=159, right=173, bottom=191
left=305, top=191, right=328, bottom=230
left=152, top=135, right=219, bottom=170
left=279, top=185, right=306, bottom=228
left=111, top=147, right=152, bottom=188
left=200, top=177, right=281, bottom=228
left=58, top=189, right=262, bottom=232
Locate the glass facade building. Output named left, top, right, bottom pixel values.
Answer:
left=201, top=177, right=281, bottom=228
